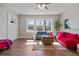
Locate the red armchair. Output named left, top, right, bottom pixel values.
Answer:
left=56, top=32, right=79, bottom=50
left=0, top=39, right=12, bottom=49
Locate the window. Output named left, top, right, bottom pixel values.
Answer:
left=27, top=19, right=34, bottom=31
left=35, top=19, right=44, bottom=31
left=27, top=18, right=52, bottom=32
left=45, top=20, right=51, bottom=31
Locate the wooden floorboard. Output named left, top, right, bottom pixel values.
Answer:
left=0, top=38, right=79, bottom=56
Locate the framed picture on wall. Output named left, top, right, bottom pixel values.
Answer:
left=64, top=19, right=71, bottom=29
left=64, top=17, right=79, bottom=29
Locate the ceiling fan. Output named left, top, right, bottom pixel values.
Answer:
left=35, top=3, right=50, bottom=10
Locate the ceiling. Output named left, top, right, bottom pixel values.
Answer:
left=1, top=3, right=79, bottom=15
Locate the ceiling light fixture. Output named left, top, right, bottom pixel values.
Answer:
left=36, top=3, right=50, bottom=10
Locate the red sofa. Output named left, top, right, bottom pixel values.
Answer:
left=56, top=32, right=79, bottom=49
left=0, top=39, right=12, bottom=49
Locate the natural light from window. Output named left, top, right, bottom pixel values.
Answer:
left=25, top=40, right=60, bottom=45
left=27, top=18, right=52, bottom=32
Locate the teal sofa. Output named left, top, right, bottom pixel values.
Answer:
left=36, top=31, right=48, bottom=40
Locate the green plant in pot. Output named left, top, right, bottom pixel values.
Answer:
left=54, top=19, right=62, bottom=34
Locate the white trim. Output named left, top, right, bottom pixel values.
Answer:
left=19, top=36, right=33, bottom=39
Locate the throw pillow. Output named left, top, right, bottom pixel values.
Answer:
left=48, top=32, right=53, bottom=36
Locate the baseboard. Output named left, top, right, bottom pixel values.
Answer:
left=13, top=38, right=19, bottom=41
left=18, top=38, right=33, bottom=40
left=19, top=36, right=33, bottom=38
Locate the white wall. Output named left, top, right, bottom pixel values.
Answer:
left=7, top=12, right=18, bottom=40
left=0, top=6, right=7, bottom=39
left=0, top=5, right=18, bottom=40
left=60, top=7, right=79, bottom=34
left=18, top=15, right=59, bottom=38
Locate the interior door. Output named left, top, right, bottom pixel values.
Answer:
left=7, top=13, right=16, bottom=40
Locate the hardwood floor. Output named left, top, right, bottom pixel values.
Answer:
left=0, top=38, right=79, bottom=56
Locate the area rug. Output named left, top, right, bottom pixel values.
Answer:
left=32, top=42, right=67, bottom=50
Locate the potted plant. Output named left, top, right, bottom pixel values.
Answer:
left=54, top=19, right=62, bottom=34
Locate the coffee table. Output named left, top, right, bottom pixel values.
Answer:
left=41, top=35, right=54, bottom=45
left=32, top=35, right=54, bottom=50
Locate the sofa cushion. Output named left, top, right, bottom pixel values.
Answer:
left=36, top=35, right=41, bottom=40
left=64, top=33, right=78, bottom=39
left=78, top=34, right=79, bottom=39
left=0, top=39, right=12, bottom=49
left=37, top=31, right=47, bottom=35
left=57, top=32, right=65, bottom=38
left=0, top=43, right=7, bottom=48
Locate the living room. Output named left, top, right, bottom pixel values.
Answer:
left=0, top=2, right=79, bottom=56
